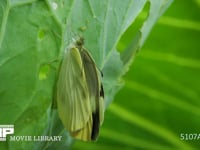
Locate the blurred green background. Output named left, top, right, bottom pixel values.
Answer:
left=72, top=0, right=200, bottom=150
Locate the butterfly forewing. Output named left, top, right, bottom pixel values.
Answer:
left=57, top=47, right=91, bottom=132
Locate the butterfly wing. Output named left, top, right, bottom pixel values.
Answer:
left=57, top=42, right=104, bottom=141
left=80, top=49, right=104, bottom=140
left=57, top=47, right=91, bottom=133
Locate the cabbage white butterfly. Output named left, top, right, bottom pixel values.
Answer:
left=56, top=37, right=104, bottom=141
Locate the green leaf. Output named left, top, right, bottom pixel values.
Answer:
left=73, top=0, right=200, bottom=150
left=0, top=0, right=172, bottom=149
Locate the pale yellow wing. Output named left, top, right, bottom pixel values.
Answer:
left=70, top=115, right=93, bottom=141
left=57, top=39, right=104, bottom=141
left=56, top=47, right=91, bottom=132
left=81, top=49, right=104, bottom=140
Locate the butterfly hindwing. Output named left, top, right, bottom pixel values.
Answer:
left=81, top=48, right=104, bottom=140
